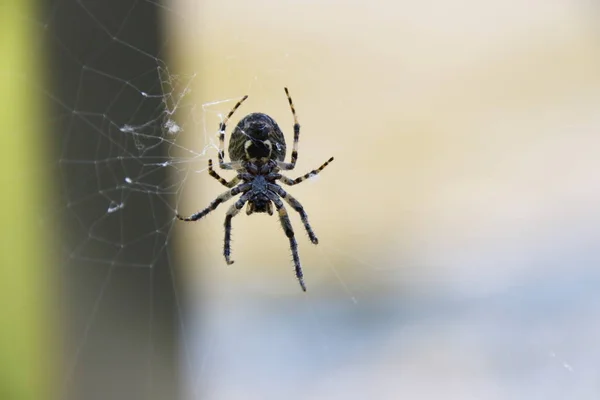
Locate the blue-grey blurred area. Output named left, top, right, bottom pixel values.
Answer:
left=189, top=283, right=600, bottom=399
left=169, top=1, right=600, bottom=399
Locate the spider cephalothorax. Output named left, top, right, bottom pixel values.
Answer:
left=177, top=88, right=333, bottom=291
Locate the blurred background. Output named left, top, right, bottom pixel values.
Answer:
left=3, top=0, right=600, bottom=399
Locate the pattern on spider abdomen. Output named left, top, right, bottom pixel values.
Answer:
left=228, top=113, right=287, bottom=162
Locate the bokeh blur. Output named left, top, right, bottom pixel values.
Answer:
left=170, top=0, right=600, bottom=399
left=4, top=0, right=600, bottom=399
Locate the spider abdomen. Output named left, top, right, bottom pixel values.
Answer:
left=228, top=113, right=287, bottom=162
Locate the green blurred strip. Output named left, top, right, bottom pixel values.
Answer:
left=0, top=1, right=57, bottom=399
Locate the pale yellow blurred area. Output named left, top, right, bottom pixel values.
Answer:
left=172, top=0, right=599, bottom=294
left=169, top=1, right=600, bottom=398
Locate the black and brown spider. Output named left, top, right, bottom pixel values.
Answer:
left=176, top=88, right=333, bottom=291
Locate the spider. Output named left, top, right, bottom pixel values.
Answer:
left=176, top=88, right=334, bottom=291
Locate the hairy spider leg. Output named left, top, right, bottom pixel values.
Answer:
left=277, top=88, right=300, bottom=170
left=269, top=184, right=318, bottom=244
left=223, top=192, right=251, bottom=264
left=176, top=183, right=250, bottom=222
left=271, top=195, right=307, bottom=291
left=219, top=95, right=248, bottom=170
left=278, top=156, right=335, bottom=186
left=208, top=159, right=240, bottom=188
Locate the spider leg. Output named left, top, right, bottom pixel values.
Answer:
left=219, top=95, right=248, bottom=170
left=176, top=183, right=250, bottom=222
left=278, top=157, right=334, bottom=186
left=276, top=88, right=300, bottom=170
left=223, top=192, right=250, bottom=265
left=269, top=185, right=318, bottom=244
left=272, top=196, right=307, bottom=292
left=208, top=159, right=240, bottom=188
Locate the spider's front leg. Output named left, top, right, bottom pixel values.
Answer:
left=269, top=184, right=318, bottom=244
left=223, top=192, right=250, bottom=264
left=271, top=195, right=307, bottom=292
left=176, top=183, right=250, bottom=222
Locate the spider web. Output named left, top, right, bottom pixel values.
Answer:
left=31, top=0, right=600, bottom=399
left=37, top=1, right=201, bottom=398
left=38, top=1, right=359, bottom=399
